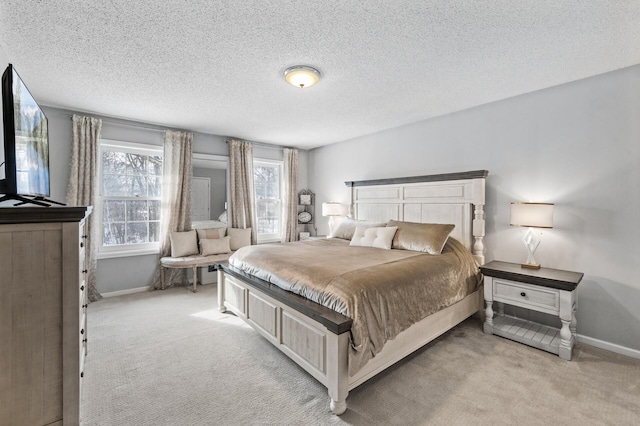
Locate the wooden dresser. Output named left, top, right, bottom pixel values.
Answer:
left=0, top=206, right=91, bottom=426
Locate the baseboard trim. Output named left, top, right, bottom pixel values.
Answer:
left=577, top=334, right=640, bottom=360
left=101, top=286, right=150, bottom=298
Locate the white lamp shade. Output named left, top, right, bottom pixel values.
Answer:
left=322, top=202, right=348, bottom=217
left=510, top=202, right=554, bottom=228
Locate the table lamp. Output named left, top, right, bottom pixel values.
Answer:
left=510, top=202, right=554, bottom=269
left=322, top=202, right=348, bottom=236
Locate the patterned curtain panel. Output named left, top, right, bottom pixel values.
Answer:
left=66, top=115, right=102, bottom=301
left=228, top=138, right=257, bottom=244
left=152, top=130, right=193, bottom=289
left=283, top=148, right=298, bottom=242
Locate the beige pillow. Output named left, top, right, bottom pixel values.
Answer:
left=331, top=218, right=388, bottom=240
left=388, top=220, right=455, bottom=255
left=200, top=236, right=231, bottom=256
left=170, top=230, right=199, bottom=257
left=227, top=227, right=252, bottom=250
left=350, top=226, right=398, bottom=250
left=196, top=227, right=225, bottom=241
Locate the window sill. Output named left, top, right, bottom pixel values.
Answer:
left=97, top=247, right=160, bottom=259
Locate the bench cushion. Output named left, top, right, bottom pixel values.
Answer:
left=227, top=227, right=252, bottom=250
left=196, top=228, right=225, bottom=240
left=160, top=252, right=233, bottom=268
left=170, top=230, right=199, bottom=257
left=200, top=236, right=231, bottom=256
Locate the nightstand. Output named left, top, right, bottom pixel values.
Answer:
left=480, top=261, right=583, bottom=360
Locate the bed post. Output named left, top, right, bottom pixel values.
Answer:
left=472, top=177, right=486, bottom=265
left=217, top=268, right=227, bottom=313
left=347, top=181, right=355, bottom=218
left=326, top=331, right=349, bottom=415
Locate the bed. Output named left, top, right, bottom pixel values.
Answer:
left=217, top=170, right=488, bottom=414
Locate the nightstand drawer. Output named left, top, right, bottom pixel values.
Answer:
left=493, top=279, right=560, bottom=314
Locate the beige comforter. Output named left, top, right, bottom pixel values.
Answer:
left=229, top=237, right=481, bottom=375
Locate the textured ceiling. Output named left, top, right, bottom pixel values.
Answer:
left=1, top=1, right=639, bottom=150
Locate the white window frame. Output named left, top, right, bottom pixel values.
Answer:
left=253, top=158, right=284, bottom=244
left=97, top=139, right=163, bottom=259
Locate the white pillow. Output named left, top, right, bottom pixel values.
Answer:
left=350, top=226, right=398, bottom=250
left=218, top=210, right=228, bottom=223
left=200, top=236, right=231, bottom=256
left=331, top=218, right=388, bottom=240
left=170, top=230, right=199, bottom=257
left=196, top=228, right=225, bottom=241
left=227, top=227, right=252, bottom=250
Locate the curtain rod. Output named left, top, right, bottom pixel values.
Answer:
left=52, top=109, right=185, bottom=133
left=226, top=138, right=295, bottom=151
left=54, top=110, right=294, bottom=150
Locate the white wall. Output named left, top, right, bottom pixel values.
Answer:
left=308, top=65, right=640, bottom=355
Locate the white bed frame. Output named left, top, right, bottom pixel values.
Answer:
left=217, top=170, right=487, bottom=414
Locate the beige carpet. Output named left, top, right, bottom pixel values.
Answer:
left=80, top=284, right=640, bottom=425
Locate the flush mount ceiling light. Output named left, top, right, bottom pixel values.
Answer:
left=284, top=65, right=321, bottom=88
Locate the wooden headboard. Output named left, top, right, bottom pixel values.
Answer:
left=345, top=170, right=488, bottom=264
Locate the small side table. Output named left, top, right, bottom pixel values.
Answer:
left=480, top=261, right=583, bottom=360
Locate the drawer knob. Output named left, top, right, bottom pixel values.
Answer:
left=80, top=372, right=84, bottom=378
left=80, top=285, right=85, bottom=291
left=82, top=235, right=88, bottom=239
left=520, top=292, right=526, bottom=297
left=80, top=242, right=84, bottom=248
left=80, top=328, right=85, bottom=335
left=82, top=269, right=88, bottom=274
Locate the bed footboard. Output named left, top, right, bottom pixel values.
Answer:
left=217, top=264, right=483, bottom=415
left=217, top=267, right=351, bottom=414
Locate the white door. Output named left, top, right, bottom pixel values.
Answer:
left=191, top=177, right=210, bottom=221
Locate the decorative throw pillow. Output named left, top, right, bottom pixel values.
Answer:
left=388, top=220, right=455, bottom=255
left=200, top=236, right=231, bottom=256
left=350, top=226, right=398, bottom=250
left=331, top=218, right=388, bottom=240
left=218, top=210, right=228, bottom=223
left=170, top=230, right=199, bottom=257
left=196, top=227, right=225, bottom=241
left=227, top=227, right=252, bottom=250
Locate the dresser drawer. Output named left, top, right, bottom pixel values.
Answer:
left=493, top=279, right=560, bottom=314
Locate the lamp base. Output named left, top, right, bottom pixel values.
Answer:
left=521, top=262, right=541, bottom=270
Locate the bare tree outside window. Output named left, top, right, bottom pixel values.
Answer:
left=101, top=149, right=162, bottom=247
left=254, top=161, right=282, bottom=239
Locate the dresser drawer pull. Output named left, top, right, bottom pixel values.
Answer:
left=80, top=285, right=85, bottom=291
left=82, top=269, right=88, bottom=274
left=80, top=242, right=84, bottom=248
left=81, top=372, right=84, bottom=378
left=80, top=328, right=84, bottom=335
left=520, top=292, right=526, bottom=297
left=82, top=235, right=88, bottom=239
left=83, top=338, right=88, bottom=343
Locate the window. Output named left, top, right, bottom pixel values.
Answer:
left=253, top=159, right=283, bottom=243
left=98, top=140, right=163, bottom=257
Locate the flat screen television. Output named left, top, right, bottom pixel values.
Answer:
left=0, top=63, right=58, bottom=206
